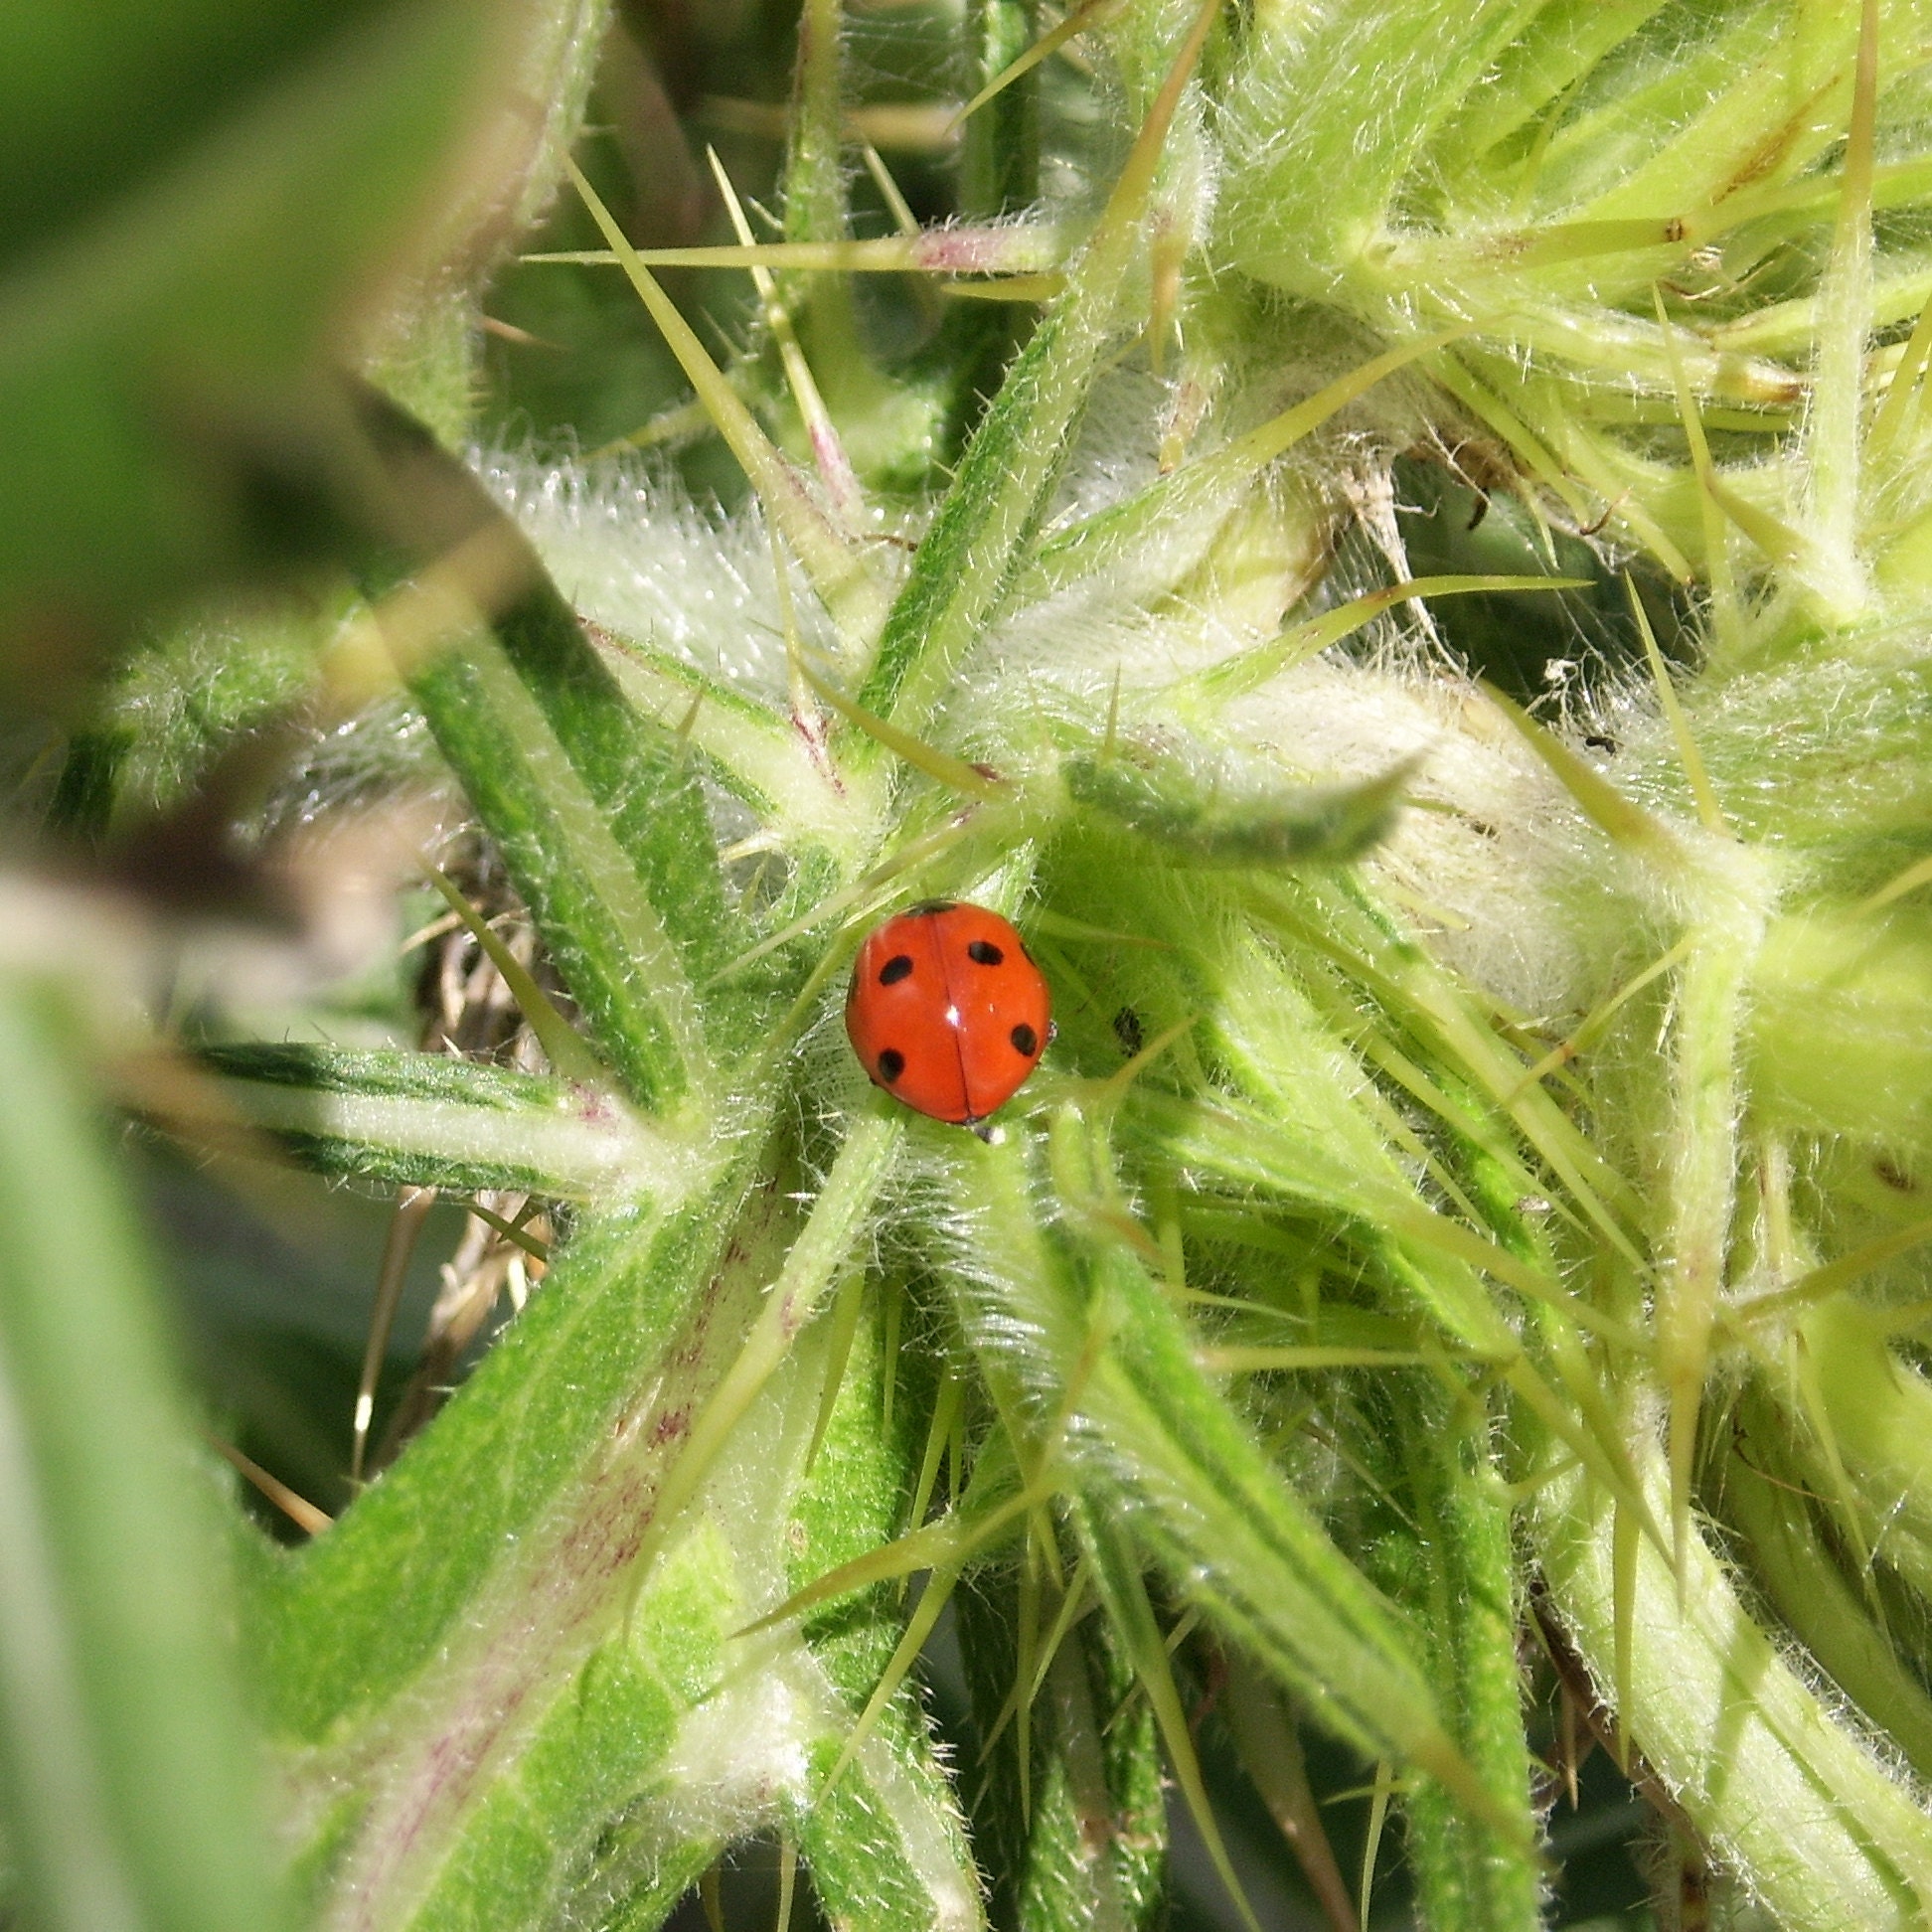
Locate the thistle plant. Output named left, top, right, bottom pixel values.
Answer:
left=10, top=2, right=1932, bottom=1930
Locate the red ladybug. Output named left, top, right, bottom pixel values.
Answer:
left=845, top=901, right=1052, bottom=1126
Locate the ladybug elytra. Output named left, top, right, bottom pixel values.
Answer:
left=845, top=901, right=1052, bottom=1126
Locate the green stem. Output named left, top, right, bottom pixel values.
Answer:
left=627, top=1109, right=901, bottom=1585
left=858, top=0, right=1222, bottom=735
left=1659, top=915, right=1756, bottom=1577
left=1388, top=1378, right=1542, bottom=1932
left=962, top=0, right=1041, bottom=221
left=1531, top=1412, right=1932, bottom=1931
left=194, top=1043, right=695, bottom=1202
left=957, top=1564, right=1169, bottom=1932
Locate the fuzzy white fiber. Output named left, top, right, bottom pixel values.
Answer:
left=477, top=417, right=1653, bottom=1030
left=476, top=450, right=848, bottom=705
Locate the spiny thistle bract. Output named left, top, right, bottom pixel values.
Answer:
left=16, top=2, right=1932, bottom=1930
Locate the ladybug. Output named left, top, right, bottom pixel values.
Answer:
left=845, top=901, right=1052, bottom=1126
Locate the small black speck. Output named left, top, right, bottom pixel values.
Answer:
left=1583, top=733, right=1618, bottom=753
left=1010, top=1023, right=1039, bottom=1057
left=1113, top=1006, right=1144, bottom=1055
left=877, top=1048, right=905, bottom=1082
left=879, top=954, right=914, bottom=985
left=967, top=938, right=1004, bottom=966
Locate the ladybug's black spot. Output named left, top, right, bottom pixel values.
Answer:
left=1010, top=1023, right=1039, bottom=1057
left=966, top=938, right=1005, bottom=966
left=878, top=954, right=914, bottom=985
left=877, top=1048, right=906, bottom=1082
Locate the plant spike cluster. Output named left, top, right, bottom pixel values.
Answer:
left=15, top=2, right=1932, bottom=1930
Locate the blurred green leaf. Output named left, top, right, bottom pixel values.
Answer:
left=0, top=2, right=424, bottom=271
left=0, top=974, right=278, bottom=1932
left=0, top=0, right=510, bottom=712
